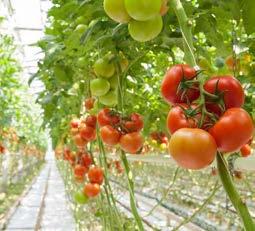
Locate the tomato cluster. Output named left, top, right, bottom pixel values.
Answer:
left=98, top=108, right=144, bottom=154
left=150, top=131, right=168, bottom=145
left=90, top=52, right=128, bottom=107
left=104, top=0, right=168, bottom=42
left=161, top=64, right=254, bottom=170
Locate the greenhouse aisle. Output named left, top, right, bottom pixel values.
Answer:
left=5, top=152, right=75, bottom=231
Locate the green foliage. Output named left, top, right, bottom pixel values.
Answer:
left=34, top=0, right=255, bottom=147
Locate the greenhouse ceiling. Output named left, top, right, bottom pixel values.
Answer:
left=0, top=0, right=52, bottom=93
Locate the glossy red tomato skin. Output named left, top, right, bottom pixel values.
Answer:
left=204, top=76, right=245, bottom=115
left=70, top=119, right=79, bottom=128
left=123, top=113, right=144, bottom=132
left=167, top=104, right=198, bottom=134
left=120, top=132, right=143, bottom=154
left=83, top=183, right=101, bottom=198
left=240, top=144, right=251, bottom=157
left=161, top=64, right=199, bottom=104
left=97, top=108, right=120, bottom=127
left=169, top=128, right=217, bottom=170
left=81, top=153, right=92, bottom=168
left=84, top=115, right=97, bottom=128
left=100, top=125, right=121, bottom=146
left=84, top=98, right=95, bottom=110
left=88, top=166, right=104, bottom=185
left=209, top=108, right=254, bottom=153
left=74, top=164, right=88, bottom=177
left=79, top=125, right=96, bottom=142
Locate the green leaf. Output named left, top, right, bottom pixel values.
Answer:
left=241, top=0, right=255, bottom=34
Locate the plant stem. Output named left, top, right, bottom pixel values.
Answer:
left=217, top=153, right=255, bottom=230
left=121, top=150, right=144, bottom=231
left=170, top=0, right=196, bottom=66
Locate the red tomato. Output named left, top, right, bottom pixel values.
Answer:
left=81, top=153, right=93, bottom=168
left=84, top=98, right=95, bottom=110
left=161, top=64, right=199, bottom=104
left=167, top=104, right=199, bottom=134
left=209, top=108, right=254, bottom=153
left=88, top=166, right=104, bottom=185
left=204, top=76, right=244, bottom=116
left=84, top=115, right=97, bottom=128
left=97, top=108, right=120, bottom=127
left=100, top=125, right=121, bottom=146
left=0, top=145, right=6, bottom=154
left=120, top=132, right=143, bottom=154
left=73, top=134, right=87, bottom=147
left=240, top=144, right=252, bottom=157
left=123, top=113, right=144, bottom=132
left=80, top=125, right=96, bottom=141
left=83, top=183, right=100, bottom=198
left=70, top=119, right=79, bottom=128
left=74, top=164, right=88, bottom=177
left=168, top=128, right=217, bottom=170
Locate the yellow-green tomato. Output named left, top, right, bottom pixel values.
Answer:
left=104, top=0, right=131, bottom=23
left=125, top=0, right=161, bottom=21
left=94, top=57, right=115, bottom=78
left=74, top=191, right=88, bottom=204
left=128, top=16, right=163, bottom=42
left=90, top=78, right=110, bottom=96
left=109, top=75, right=118, bottom=90
left=99, top=90, right=118, bottom=106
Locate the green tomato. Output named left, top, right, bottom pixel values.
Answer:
left=74, top=191, right=88, bottom=204
left=128, top=16, right=163, bottom=42
left=94, top=57, right=115, bottom=78
left=99, top=90, right=117, bottom=106
left=74, top=24, right=87, bottom=34
left=125, top=0, right=161, bottom=21
left=215, top=57, right=225, bottom=69
left=76, top=16, right=86, bottom=25
left=77, top=57, right=86, bottom=67
left=109, top=75, right=118, bottom=90
left=104, top=0, right=131, bottom=23
left=90, top=78, right=110, bottom=96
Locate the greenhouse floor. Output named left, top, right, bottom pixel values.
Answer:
left=5, top=154, right=75, bottom=231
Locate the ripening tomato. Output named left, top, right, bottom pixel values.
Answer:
left=83, top=183, right=101, bottom=198
left=70, top=119, right=79, bottom=128
left=160, top=0, right=169, bottom=16
left=209, top=108, right=254, bottom=153
left=167, top=104, right=199, bottom=134
left=0, top=145, right=6, bottom=154
left=81, top=153, right=92, bottom=167
left=70, top=127, right=79, bottom=136
left=225, top=56, right=240, bottom=70
left=120, top=132, right=143, bottom=154
left=97, top=108, right=120, bottom=127
left=88, top=166, right=104, bottom=185
left=100, top=125, right=121, bottom=146
left=74, top=164, right=88, bottom=177
left=204, top=76, right=245, bottom=116
left=84, top=98, right=95, bottom=110
left=104, top=0, right=131, bottom=23
left=161, top=64, right=199, bottom=104
left=123, top=113, right=144, bottom=132
left=73, top=134, right=87, bottom=147
left=169, top=128, right=217, bottom=170
left=125, top=0, right=161, bottom=21
left=80, top=125, right=96, bottom=142
left=240, top=144, right=252, bottom=157
left=84, top=115, right=97, bottom=128
left=128, top=16, right=163, bottom=42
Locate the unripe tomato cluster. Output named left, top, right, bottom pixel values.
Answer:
left=98, top=108, right=144, bottom=154
left=104, top=0, right=169, bottom=42
left=161, top=64, right=254, bottom=170
left=90, top=53, right=128, bottom=107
